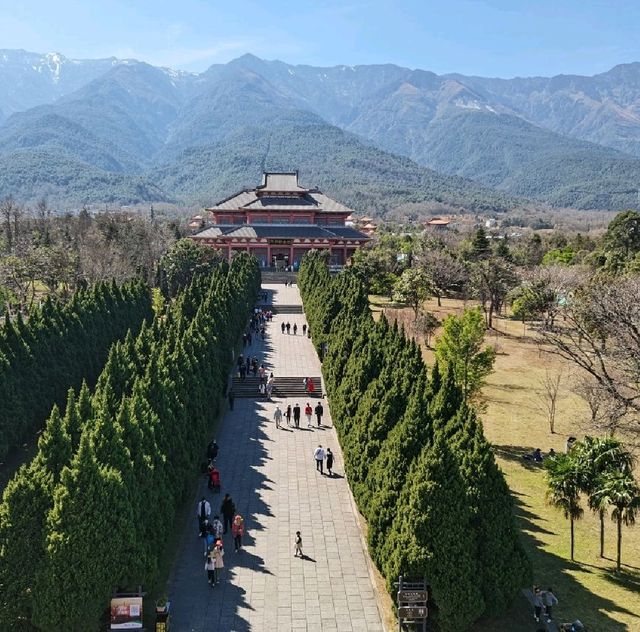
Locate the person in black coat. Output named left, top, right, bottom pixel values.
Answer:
left=293, top=403, right=301, bottom=428
left=220, top=494, right=235, bottom=534
left=326, top=448, right=334, bottom=476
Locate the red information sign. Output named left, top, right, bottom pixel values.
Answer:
left=110, top=596, right=143, bottom=630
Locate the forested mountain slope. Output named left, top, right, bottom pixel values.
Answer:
left=3, top=50, right=640, bottom=211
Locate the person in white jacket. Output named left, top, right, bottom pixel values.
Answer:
left=314, top=445, right=325, bottom=474
left=196, top=497, right=211, bottom=536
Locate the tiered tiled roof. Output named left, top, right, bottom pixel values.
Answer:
left=206, top=172, right=354, bottom=214
left=193, top=225, right=368, bottom=240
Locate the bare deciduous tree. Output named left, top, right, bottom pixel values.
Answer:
left=537, top=367, right=564, bottom=434
left=571, top=373, right=631, bottom=436
left=542, top=277, right=640, bottom=415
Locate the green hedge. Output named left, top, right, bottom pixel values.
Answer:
left=298, top=251, right=529, bottom=631
left=0, top=254, right=260, bottom=630
left=0, top=281, right=152, bottom=460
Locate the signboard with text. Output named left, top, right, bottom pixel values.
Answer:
left=110, top=596, right=143, bottom=630
left=399, top=606, right=428, bottom=619
left=398, top=590, right=428, bottom=603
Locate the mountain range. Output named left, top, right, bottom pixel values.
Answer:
left=2, top=49, right=640, bottom=214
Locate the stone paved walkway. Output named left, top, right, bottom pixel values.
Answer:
left=168, top=283, right=385, bottom=632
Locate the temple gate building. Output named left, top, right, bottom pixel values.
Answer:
left=190, top=172, right=370, bottom=268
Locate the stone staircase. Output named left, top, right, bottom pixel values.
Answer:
left=261, top=270, right=297, bottom=284
left=230, top=376, right=323, bottom=398
left=256, top=304, right=304, bottom=314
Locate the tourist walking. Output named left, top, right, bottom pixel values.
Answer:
left=212, top=540, right=224, bottom=584
left=285, top=404, right=292, bottom=427
left=221, top=494, right=235, bottom=534
left=314, top=445, right=325, bottom=474
left=211, top=515, right=224, bottom=540
left=286, top=322, right=291, bottom=334
left=302, top=323, right=307, bottom=336
left=207, top=439, right=219, bottom=461
left=196, top=497, right=211, bottom=536
left=239, top=364, right=246, bottom=380
left=228, top=389, right=235, bottom=410
left=293, top=323, right=298, bottom=335
left=314, top=402, right=323, bottom=426
left=294, top=531, right=303, bottom=558
left=232, top=515, right=245, bottom=552
left=542, top=588, right=558, bottom=623
left=281, top=322, right=285, bottom=334
left=274, top=404, right=283, bottom=429
left=305, top=402, right=313, bottom=428
left=532, top=586, right=543, bottom=623
left=204, top=529, right=215, bottom=556
left=326, top=448, right=334, bottom=476
left=266, top=375, right=275, bottom=400
left=293, top=403, right=301, bottom=428
left=205, top=553, right=216, bottom=586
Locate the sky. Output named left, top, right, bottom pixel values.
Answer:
left=1, top=0, right=639, bottom=78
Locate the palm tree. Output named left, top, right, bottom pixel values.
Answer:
left=545, top=453, right=583, bottom=561
left=573, top=436, right=636, bottom=558
left=592, top=471, right=640, bottom=573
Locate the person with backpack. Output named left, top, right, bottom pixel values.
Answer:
left=196, top=497, right=211, bottom=536
left=221, top=494, right=235, bottom=534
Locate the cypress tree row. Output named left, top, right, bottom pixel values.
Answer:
left=0, top=254, right=259, bottom=630
left=298, top=251, right=529, bottom=631
left=0, top=280, right=152, bottom=459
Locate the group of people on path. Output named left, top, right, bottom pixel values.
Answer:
left=313, top=444, right=334, bottom=476
left=196, top=440, right=246, bottom=588
left=532, top=585, right=559, bottom=624
left=273, top=402, right=324, bottom=429
left=532, top=585, right=586, bottom=631
left=280, top=321, right=309, bottom=337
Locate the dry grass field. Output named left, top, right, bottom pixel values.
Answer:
left=370, top=296, right=640, bottom=632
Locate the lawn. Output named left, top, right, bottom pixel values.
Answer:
left=371, top=295, right=640, bottom=632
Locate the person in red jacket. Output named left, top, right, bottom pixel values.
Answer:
left=232, top=515, right=245, bottom=552
left=305, top=402, right=313, bottom=428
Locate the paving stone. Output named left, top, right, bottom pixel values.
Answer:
left=168, top=283, right=385, bottom=631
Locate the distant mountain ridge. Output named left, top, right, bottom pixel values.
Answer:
left=2, top=50, right=640, bottom=212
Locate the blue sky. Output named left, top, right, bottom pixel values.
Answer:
left=1, top=0, right=638, bottom=77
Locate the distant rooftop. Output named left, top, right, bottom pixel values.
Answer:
left=257, top=171, right=308, bottom=193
